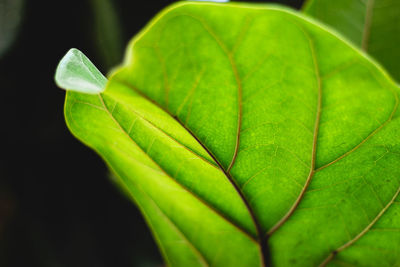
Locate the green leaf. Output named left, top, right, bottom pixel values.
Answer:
left=303, top=0, right=400, bottom=81
left=61, top=2, right=400, bottom=266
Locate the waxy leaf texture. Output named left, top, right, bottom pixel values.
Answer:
left=63, top=2, right=400, bottom=266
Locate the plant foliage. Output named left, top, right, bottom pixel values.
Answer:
left=59, top=2, right=400, bottom=266
left=304, top=0, right=400, bottom=81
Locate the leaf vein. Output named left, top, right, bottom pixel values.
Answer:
left=319, top=184, right=400, bottom=266
left=97, top=93, right=258, bottom=242
left=266, top=21, right=322, bottom=237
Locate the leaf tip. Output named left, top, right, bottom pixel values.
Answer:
left=55, top=48, right=107, bottom=94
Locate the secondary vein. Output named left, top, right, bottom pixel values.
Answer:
left=183, top=13, right=243, bottom=173
left=315, top=91, right=398, bottom=172
left=319, top=185, right=400, bottom=267
left=266, top=26, right=322, bottom=237
left=115, top=78, right=268, bottom=266
left=173, top=15, right=268, bottom=266
left=227, top=51, right=243, bottom=173
left=96, top=93, right=257, bottom=242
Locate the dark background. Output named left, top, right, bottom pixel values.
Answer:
left=0, top=1, right=303, bottom=266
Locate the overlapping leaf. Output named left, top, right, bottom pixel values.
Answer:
left=303, top=0, right=400, bottom=81
left=62, top=2, right=400, bottom=266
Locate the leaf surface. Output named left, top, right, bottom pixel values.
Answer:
left=303, top=0, right=400, bottom=81
left=63, top=2, right=400, bottom=266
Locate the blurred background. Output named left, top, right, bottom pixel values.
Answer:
left=0, top=0, right=303, bottom=266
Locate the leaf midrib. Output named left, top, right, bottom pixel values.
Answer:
left=125, top=12, right=269, bottom=263
left=109, top=80, right=268, bottom=265
left=93, top=92, right=269, bottom=265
